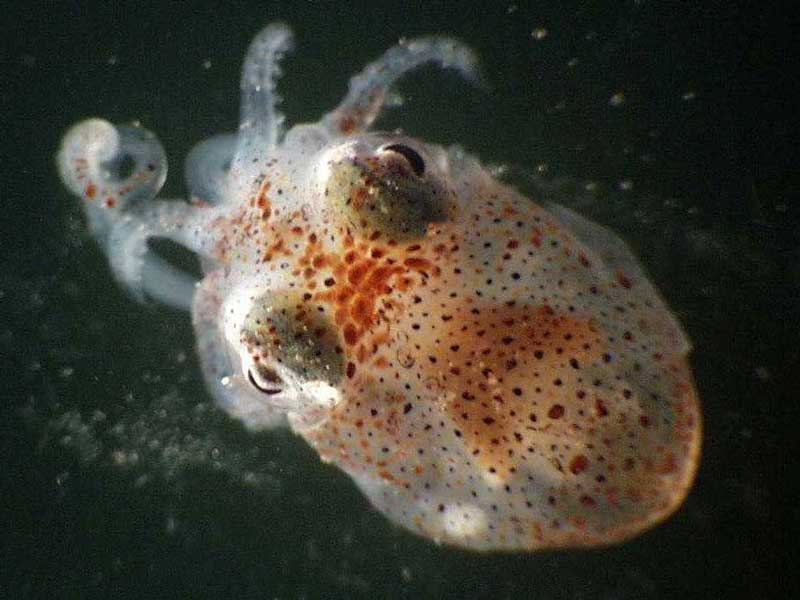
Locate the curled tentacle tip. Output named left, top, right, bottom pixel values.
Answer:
left=413, top=36, right=487, bottom=90
left=58, top=119, right=167, bottom=212
left=57, top=118, right=119, bottom=198
left=445, top=41, right=488, bottom=90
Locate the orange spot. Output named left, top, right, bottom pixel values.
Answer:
left=348, top=260, right=374, bottom=285
left=356, top=343, right=369, bottom=363
left=656, top=452, right=678, bottom=474
left=595, top=398, right=609, bottom=417
left=343, top=323, right=360, bottom=346
left=334, top=308, right=348, bottom=326
left=364, top=265, right=404, bottom=293
left=335, top=285, right=355, bottom=304
left=350, top=294, right=374, bottom=328
left=350, top=186, right=370, bottom=210
left=403, top=257, right=432, bottom=273
left=339, top=116, right=356, bottom=134
left=256, top=182, right=272, bottom=220
left=569, top=454, right=589, bottom=475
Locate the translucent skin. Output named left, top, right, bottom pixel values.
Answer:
left=57, top=23, right=701, bottom=551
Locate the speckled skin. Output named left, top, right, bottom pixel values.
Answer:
left=58, top=23, right=701, bottom=551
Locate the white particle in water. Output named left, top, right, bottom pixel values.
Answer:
left=166, top=515, right=178, bottom=534
left=531, top=28, right=548, bottom=41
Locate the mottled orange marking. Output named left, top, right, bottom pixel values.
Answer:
left=350, top=294, right=374, bottom=327
left=348, top=259, right=374, bottom=285
left=315, top=245, right=409, bottom=355
left=403, top=303, right=610, bottom=479
left=262, top=236, right=288, bottom=262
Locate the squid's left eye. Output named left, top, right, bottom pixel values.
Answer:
left=247, top=367, right=283, bottom=395
left=380, top=143, right=425, bottom=176
left=241, top=293, right=345, bottom=390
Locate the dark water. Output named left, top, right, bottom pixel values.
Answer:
left=2, top=2, right=795, bottom=598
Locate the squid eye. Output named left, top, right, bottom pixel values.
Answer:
left=326, top=143, right=445, bottom=241
left=247, top=368, right=283, bottom=395
left=381, top=143, right=425, bottom=176
left=241, top=292, right=345, bottom=388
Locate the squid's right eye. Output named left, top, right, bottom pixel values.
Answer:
left=325, top=149, right=446, bottom=241
left=380, top=143, right=425, bottom=176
